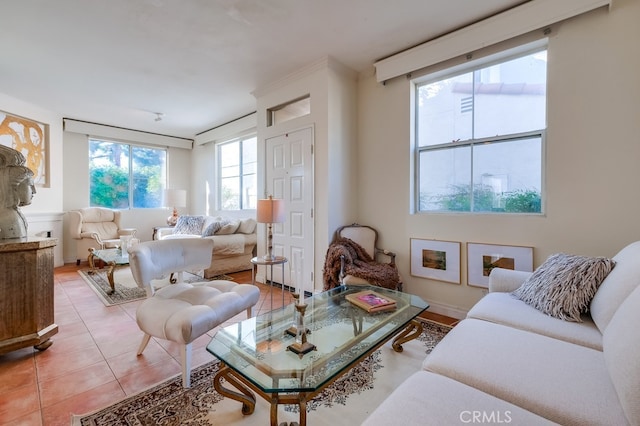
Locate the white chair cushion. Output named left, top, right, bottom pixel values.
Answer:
left=80, top=207, right=116, bottom=222
left=423, top=319, right=628, bottom=426
left=467, top=292, right=603, bottom=350
left=136, top=280, right=259, bottom=344
left=603, top=285, right=640, bottom=425
left=83, top=221, right=119, bottom=239
left=590, top=240, right=640, bottom=333
left=362, top=371, right=558, bottom=426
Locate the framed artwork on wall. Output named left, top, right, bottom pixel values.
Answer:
left=0, top=111, right=50, bottom=187
left=410, top=238, right=461, bottom=284
left=467, top=242, right=534, bottom=288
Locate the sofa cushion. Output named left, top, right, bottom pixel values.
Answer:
left=423, top=319, right=628, bottom=425
left=238, top=218, right=257, bottom=234
left=201, top=220, right=224, bottom=237
left=362, top=371, right=557, bottom=426
left=216, top=219, right=240, bottom=235
left=174, top=215, right=206, bottom=235
left=512, top=253, right=615, bottom=322
left=590, top=240, right=640, bottom=333
left=467, top=292, right=603, bottom=350
left=603, top=285, right=640, bottom=425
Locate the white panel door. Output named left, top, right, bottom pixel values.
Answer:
left=265, top=127, right=314, bottom=295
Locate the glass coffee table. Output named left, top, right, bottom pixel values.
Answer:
left=87, top=248, right=129, bottom=294
left=207, top=285, right=429, bottom=426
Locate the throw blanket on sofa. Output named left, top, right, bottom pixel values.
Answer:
left=323, top=237, right=400, bottom=291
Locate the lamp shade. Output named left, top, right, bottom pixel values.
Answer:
left=256, top=196, right=286, bottom=224
left=163, top=189, right=186, bottom=208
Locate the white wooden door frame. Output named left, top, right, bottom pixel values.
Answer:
left=264, top=126, right=314, bottom=296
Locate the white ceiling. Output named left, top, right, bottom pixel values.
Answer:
left=1, top=0, right=526, bottom=139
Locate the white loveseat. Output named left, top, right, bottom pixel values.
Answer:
left=364, top=241, right=640, bottom=425
left=157, top=215, right=257, bottom=278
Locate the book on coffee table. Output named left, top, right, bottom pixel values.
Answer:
left=346, top=290, right=397, bottom=313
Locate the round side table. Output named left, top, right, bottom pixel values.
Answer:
left=251, top=256, right=288, bottom=310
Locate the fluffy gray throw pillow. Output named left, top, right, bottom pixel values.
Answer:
left=201, top=220, right=223, bottom=237
left=512, top=253, right=615, bottom=322
left=174, top=215, right=206, bottom=235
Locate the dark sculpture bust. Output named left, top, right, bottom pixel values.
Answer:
left=0, top=145, right=36, bottom=239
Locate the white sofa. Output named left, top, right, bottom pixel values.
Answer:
left=364, top=241, right=640, bottom=425
left=157, top=215, right=257, bottom=278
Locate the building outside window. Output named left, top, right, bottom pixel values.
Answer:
left=89, top=139, right=167, bottom=209
left=217, top=135, right=257, bottom=210
left=415, top=47, right=547, bottom=213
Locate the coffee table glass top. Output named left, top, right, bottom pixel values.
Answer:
left=91, top=248, right=129, bottom=265
left=207, top=285, right=428, bottom=393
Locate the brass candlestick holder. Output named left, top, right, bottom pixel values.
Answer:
left=287, top=302, right=316, bottom=357
left=285, top=294, right=310, bottom=337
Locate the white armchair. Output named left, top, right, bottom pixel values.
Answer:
left=68, top=207, right=137, bottom=265
left=128, top=239, right=260, bottom=388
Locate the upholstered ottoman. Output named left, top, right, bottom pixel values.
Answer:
left=129, top=238, right=260, bottom=387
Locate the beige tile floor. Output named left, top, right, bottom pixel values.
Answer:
left=0, top=264, right=456, bottom=426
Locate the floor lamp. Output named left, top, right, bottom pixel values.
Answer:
left=256, top=195, right=286, bottom=261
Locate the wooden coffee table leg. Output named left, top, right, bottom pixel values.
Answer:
left=87, top=248, right=96, bottom=273
left=391, top=319, right=423, bottom=352
left=214, top=363, right=256, bottom=416
left=106, top=261, right=117, bottom=294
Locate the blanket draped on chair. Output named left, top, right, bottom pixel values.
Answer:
left=323, top=237, right=401, bottom=291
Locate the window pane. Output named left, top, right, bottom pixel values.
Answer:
left=269, top=96, right=311, bottom=126
left=415, top=48, right=546, bottom=214
left=472, top=137, right=542, bottom=213
left=242, top=137, right=257, bottom=209
left=474, top=52, right=547, bottom=138
left=89, top=140, right=130, bottom=209
left=221, top=176, right=240, bottom=210
left=132, top=146, right=166, bottom=208
left=419, top=146, right=471, bottom=211
left=218, top=136, right=257, bottom=210
left=417, top=73, right=473, bottom=146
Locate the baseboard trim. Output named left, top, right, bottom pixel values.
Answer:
left=424, top=300, right=467, bottom=320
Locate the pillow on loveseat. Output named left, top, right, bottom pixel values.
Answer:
left=512, top=253, right=616, bottom=322
left=216, top=219, right=241, bottom=235
left=174, top=215, right=206, bottom=235
left=202, top=219, right=225, bottom=237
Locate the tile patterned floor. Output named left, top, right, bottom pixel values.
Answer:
left=0, top=264, right=456, bottom=426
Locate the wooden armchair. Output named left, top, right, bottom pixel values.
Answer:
left=324, top=223, right=402, bottom=291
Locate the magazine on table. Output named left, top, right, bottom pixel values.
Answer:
left=346, top=290, right=397, bottom=313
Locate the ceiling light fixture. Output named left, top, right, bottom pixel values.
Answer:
left=154, top=112, right=164, bottom=122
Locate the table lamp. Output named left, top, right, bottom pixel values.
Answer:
left=164, top=189, right=187, bottom=226
left=256, top=195, right=286, bottom=261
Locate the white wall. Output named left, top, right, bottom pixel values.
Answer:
left=61, top=131, right=192, bottom=263
left=253, top=57, right=357, bottom=292
left=0, top=93, right=63, bottom=212
left=356, top=0, right=640, bottom=318
left=0, top=93, right=65, bottom=264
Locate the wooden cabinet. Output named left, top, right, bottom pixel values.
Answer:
left=0, top=237, right=58, bottom=355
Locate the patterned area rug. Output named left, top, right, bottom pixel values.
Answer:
left=73, top=319, right=451, bottom=426
left=78, top=267, right=234, bottom=306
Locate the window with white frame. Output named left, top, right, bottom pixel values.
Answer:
left=89, top=139, right=167, bottom=209
left=217, top=135, right=257, bottom=210
left=415, top=48, right=547, bottom=213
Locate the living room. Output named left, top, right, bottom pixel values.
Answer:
left=3, top=0, right=637, bottom=319
left=1, top=0, right=639, bottom=424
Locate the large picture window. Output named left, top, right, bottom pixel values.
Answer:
left=415, top=48, right=547, bottom=213
left=217, top=135, right=257, bottom=210
left=89, top=139, right=166, bottom=209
